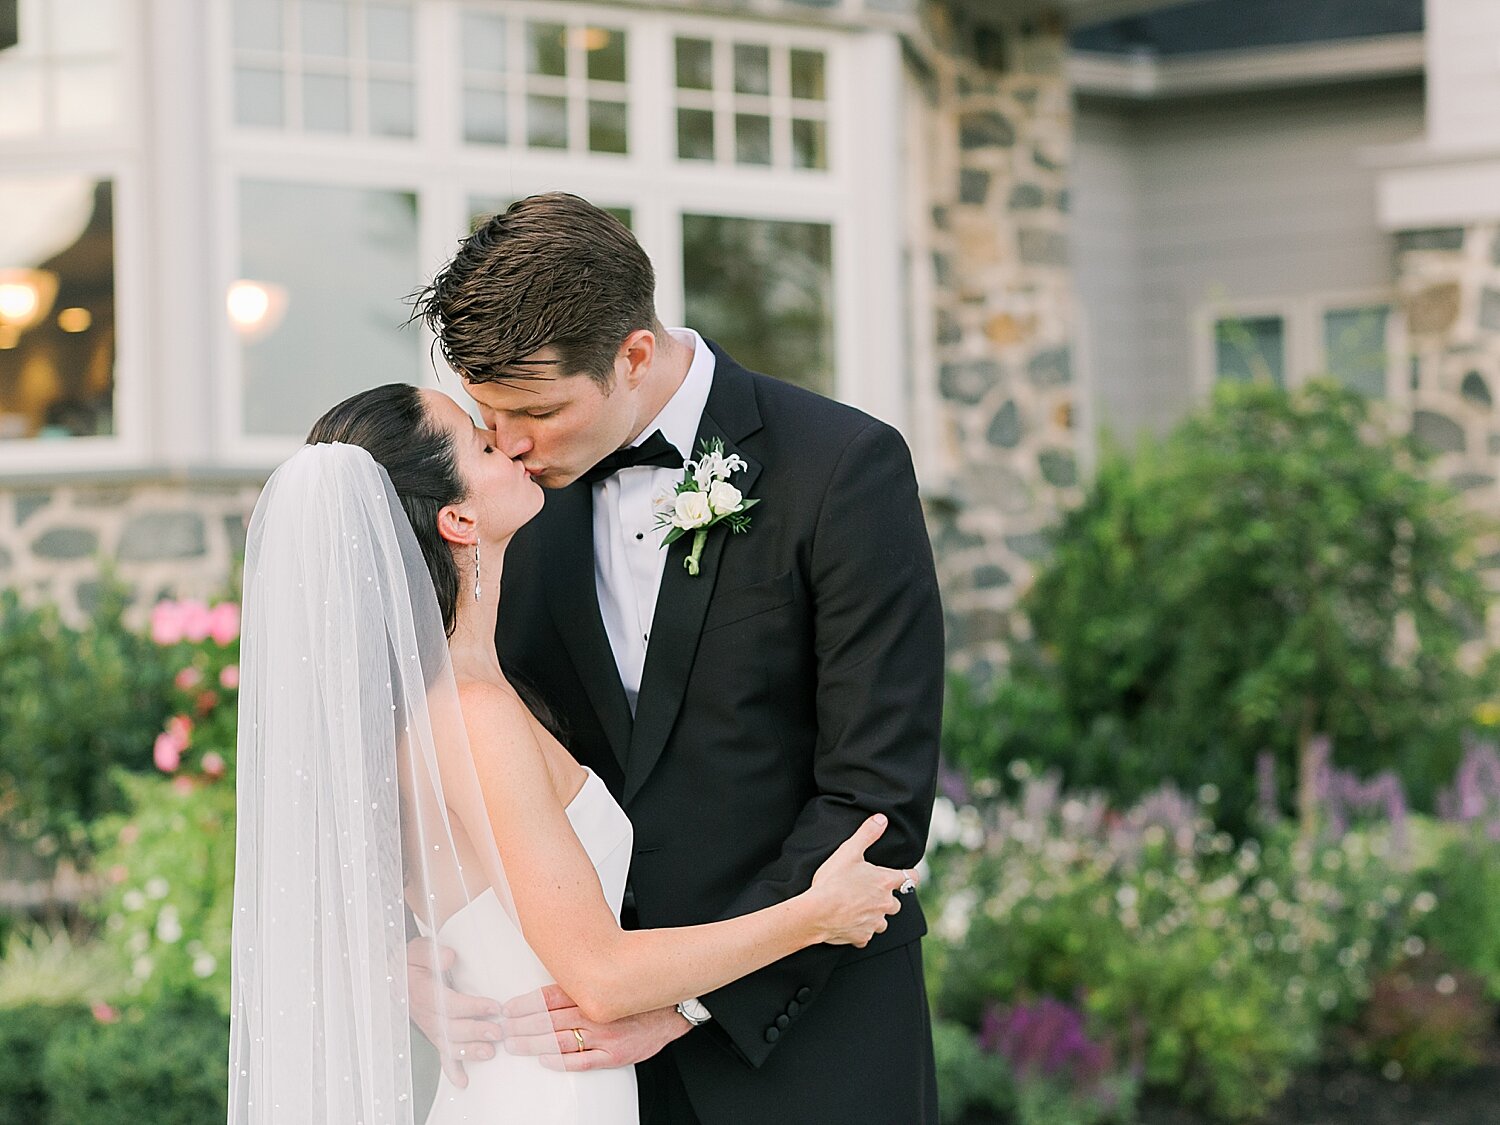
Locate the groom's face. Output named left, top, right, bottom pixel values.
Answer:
left=462, top=348, right=640, bottom=489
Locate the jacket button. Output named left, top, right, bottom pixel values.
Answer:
left=796, top=987, right=812, bottom=1003
left=765, top=1027, right=781, bottom=1043
left=775, top=1014, right=790, bottom=1030
left=786, top=1001, right=800, bottom=1018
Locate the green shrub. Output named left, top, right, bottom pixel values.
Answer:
left=42, top=997, right=228, bottom=1124
left=0, top=1004, right=86, bottom=1125
left=1349, top=952, right=1495, bottom=1080
left=91, top=772, right=236, bottom=1015
left=933, top=1018, right=1013, bottom=1125
left=0, top=925, right=122, bottom=1009
left=0, top=583, right=174, bottom=860
left=1416, top=825, right=1500, bottom=999
left=1003, top=381, right=1493, bottom=830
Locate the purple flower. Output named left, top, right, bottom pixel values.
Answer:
left=979, top=998, right=1116, bottom=1097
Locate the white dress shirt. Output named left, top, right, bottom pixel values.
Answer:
left=593, top=328, right=715, bottom=713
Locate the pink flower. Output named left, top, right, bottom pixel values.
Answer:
left=91, top=1002, right=120, bottom=1024
left=174, top=666, right=203, bottom=691
left=171, top=775, right=196, bottom=795
left=202, top=752, right=226, bottom=779
left=219, top=664, right=240, bottom=690
left=180, top=600, right=213, bottom=643
left=150, top=601, right=185, bottom=646
left=195, top=690, right=219, bottom=716
left=108, top=865, right=128, bottom=884
left=119, top=824, right=139, bottom=846
left=153, top=731, right=183, bottom=773
left=167, top=714, right=193, bottom=744
left=209, top=602, right=240, bottom=646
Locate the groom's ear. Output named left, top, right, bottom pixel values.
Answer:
left=435, top=503, right=478, bottom=548
left=618, top=329, right=656, bottom=391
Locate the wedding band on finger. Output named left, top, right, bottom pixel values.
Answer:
left=898, top=869, right=917, bottom=894
left=571, top=1028, right=586, bottom=1054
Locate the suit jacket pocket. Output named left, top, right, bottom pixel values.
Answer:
left=702, top=570, right=796, bottom=633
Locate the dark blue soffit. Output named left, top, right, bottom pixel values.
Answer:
left=1072, top=0, right=1424, bottom=56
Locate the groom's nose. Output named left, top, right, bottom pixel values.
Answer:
left=492, top=423, right=533, bottom=459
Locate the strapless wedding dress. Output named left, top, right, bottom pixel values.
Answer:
left=422, top=769, right=638, bottom=1125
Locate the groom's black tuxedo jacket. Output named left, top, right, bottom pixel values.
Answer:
left=497, top=343, right=943, bottom=1124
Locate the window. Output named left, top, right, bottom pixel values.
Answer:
left=0, top=176, right=116, bottom=439
left=1213, top=315, right=1285, bottom=387
left=1201, top=295, right=1402, bottom=400
left=231, top=0, right=417, bottom=137
left=219, top=2, right=904, bottom=457
left=458, top=6, right=629, bottom=155
left=673, top=35, right=828, bottom=170
left=0, top=0, right=125, bottom=138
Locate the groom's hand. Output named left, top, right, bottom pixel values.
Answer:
left=407, top=939, right=504, bottom=1089
left=499, top=984, right=692, bottom=1071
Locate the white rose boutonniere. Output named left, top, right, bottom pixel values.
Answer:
left=654, top=438, right=759, bottom=576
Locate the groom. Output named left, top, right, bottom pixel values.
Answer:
left=410, top=193, right=943, bottom=1124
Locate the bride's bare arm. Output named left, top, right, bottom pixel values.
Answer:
left=440, top=684, right=903, bottom=1026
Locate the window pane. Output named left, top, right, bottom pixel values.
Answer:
left=366, top=3, right=412, bottom=64
left=53, top=0, right=122, bottom=54
left=792, top=118, right=827, bottom=170
left=0, top=177, right=116, bottom=440
left=526, top=94, right=566, bottom=148
left=56, top=61, right=118, bottom=131
left=368, top=78, right=413, bottom=137
left=588, top=100, right=626, bottom=154
left=233, top=0, right=283, bottom=52
left=1325, top=306, right=1389, bottom=398
left=461, top=11, right=506, bottom=73
left=463, top=88, right=506, bottom=145
left=237, top=180, right=420, bottom=437
left=234, top=66, right=284, bottom=128
left=0, top=66, right=44, bottom=137
left=790, top=49, right=826, bottom=101
left=675, top=38, right=713, bottom=90
left=303, top=72, right=351, bottom=131
left=1215, top=316, right=1285, bottom=387
left=733, top=44, right=770, bottom=96
left=586, top=27, right=626, bottom=83
left=683, top=214, right=835, bottom=398
left=526, top=22, right=566, bottom=77
left=735, top=114, right=771, bottom=165
left=677, top=107, right=713, bottom=161
left=301, top=0, right=349, bottom=57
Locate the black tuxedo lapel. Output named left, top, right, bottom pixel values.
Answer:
left=539, top=482, right=633, bottom=770
left=625, top=354, right=764, bottom=803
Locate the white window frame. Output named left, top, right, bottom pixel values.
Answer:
left=1194, top=289, right=1408, bottom=407
left=209, top=0, right=907, bottom=467
left=0, top=1, right=149, bottom=477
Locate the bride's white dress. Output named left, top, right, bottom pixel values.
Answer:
left=422, top=769, right=639, bottom=1125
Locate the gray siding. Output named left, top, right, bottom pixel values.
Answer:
left=1071, top=78, right=1426, bottom=444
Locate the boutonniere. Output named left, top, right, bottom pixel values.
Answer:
left=653, top=438, right=760, bottom=576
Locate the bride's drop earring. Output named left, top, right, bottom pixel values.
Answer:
left=474, top=542, right=482, bottom=602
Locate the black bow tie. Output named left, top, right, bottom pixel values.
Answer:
left=582, top=430, right=685, bottom=485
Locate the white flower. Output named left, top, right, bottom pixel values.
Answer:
left=673, top=491, right=713, bottom=529
left=145, top=877, right=169, bottom=899
left=156, top=906, right=183, bottom=943
left=707, top=480, right=743, bottom=516
left=652, top=489, right=677, bottom=516
left=122, top=890, right=146, bottom=912
left=693, top=449, right=747, bottom=487
left=192, top=953, right=218, bottom=979
left=927, top=797, right=961, bottom=848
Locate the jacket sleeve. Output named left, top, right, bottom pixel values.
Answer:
left=697, top=419, right=945, bottom=1067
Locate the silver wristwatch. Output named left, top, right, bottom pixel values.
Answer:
left=675, top=997, right=712, bottom=1027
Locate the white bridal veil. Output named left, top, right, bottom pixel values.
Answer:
left=228, top=442, right=560, bottom=1124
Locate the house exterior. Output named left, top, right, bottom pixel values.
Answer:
left=0, top=0, right=1495, bottom=672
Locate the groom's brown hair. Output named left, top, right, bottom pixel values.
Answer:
left=411, top=192, right=659, bottom=386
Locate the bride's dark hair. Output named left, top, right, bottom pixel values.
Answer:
left=306, top=383, right=466, bottom=635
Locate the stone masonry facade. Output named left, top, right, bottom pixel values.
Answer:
left=1397, top=222, right=1500, bottom=631
left=911, top=3, right=1082, bottom=676
left=0, top=479, right=262, bottom=622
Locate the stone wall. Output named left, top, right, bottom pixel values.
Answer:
left=1397, top=222, right=1500, bottom=630
left=910, top=2, right=1082, bottom=675
left=0, top=478, right=264, bottom=623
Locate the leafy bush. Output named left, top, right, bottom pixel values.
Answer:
left=1348, top=952, right=1495, bottom=1081
left=0, top=925, right=122, bottom=1009
left=0, top=1004, right=86, bottom=1125
left=933, top=1018, right=1014, bottom=1124
left=0, top=584, right=175, bottom=859
left=42, top=997, right=228, bottom=1124
left=1416, top=829, right=1500, bottom=1001
left=91, top=772, right=236, bottom=1016
left=988, top=381, right=1493, bottom=830
left=924, top=771, right=1426, bottom=1119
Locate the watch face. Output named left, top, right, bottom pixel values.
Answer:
left=678, top=999, right=709, bottom=1024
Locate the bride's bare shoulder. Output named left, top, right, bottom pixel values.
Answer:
left=454, top=680, right=534, bottom=742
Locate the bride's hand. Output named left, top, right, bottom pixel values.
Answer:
left=805, top=814, right=914, bottom=947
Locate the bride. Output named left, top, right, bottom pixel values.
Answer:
left=227, top=384, right=911, bottom=1125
